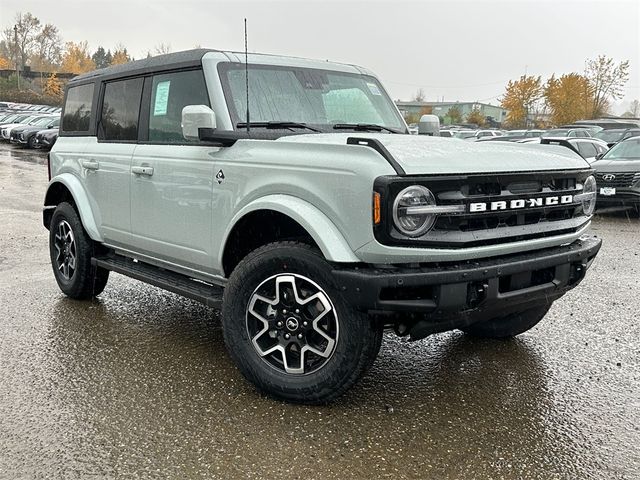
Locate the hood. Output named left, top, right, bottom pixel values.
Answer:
left=37, top=128, right=59, bottom=137
left=277, top=133, right=590, bottom=174
left=16, top=126, right=42, bottom=134
left=592, top=158, right=640, bottom=172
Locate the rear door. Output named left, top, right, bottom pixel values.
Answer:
left=83, top=77, right=144, bottom=247
left=130, top=69, right=217, bottom=273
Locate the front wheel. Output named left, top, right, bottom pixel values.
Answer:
left=222, top=242, right=382, bottom=404
left=461, top=305, right=551, bottom=339
left=49, top=202, right=109, bottom=299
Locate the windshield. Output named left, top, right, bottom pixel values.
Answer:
left=453, top=131, right=477, bottom=139
left=0, top=114, right=19, bottom=123
left=595, top=130, right=624, bottom=143
left=32, top=117, right=55, bottom=126
left=602, top=138, right=640, bottom=160
left=544, top=129, right=569, bottom=137
left=219, top=63, right=406, bottom=132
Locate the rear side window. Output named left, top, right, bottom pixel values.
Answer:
left=577, top=142, right=597, bottom=158
left=100, top=78, right=144, bottom=141
left=62, top=83, right=94, bottom=132
left=148, top=69, right=209, bottom=143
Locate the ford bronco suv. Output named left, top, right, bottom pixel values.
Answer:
left=44, top=49, right=601, bottom=403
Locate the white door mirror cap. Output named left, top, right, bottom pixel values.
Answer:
left=181, top=105, right=217, bottom=141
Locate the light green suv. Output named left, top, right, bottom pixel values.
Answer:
left=44, top=49, right=602, bottom=403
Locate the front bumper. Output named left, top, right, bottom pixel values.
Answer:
left=333, top=235, right=601, bottom=337
left=597, top=190, right=640, bottom=206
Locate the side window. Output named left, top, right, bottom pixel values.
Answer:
left=577, top=142, right=597, bottom=158
left=62, top=83, right=94, bottom=132
left=148, top=69, right=209, bottom=143
left=100, top=77, right=144, bottom=141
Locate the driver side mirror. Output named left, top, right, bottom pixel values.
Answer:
left=181, top=105, right=217, bottom=141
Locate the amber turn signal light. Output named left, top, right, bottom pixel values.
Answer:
left=373, top=192, right=381, bottom=225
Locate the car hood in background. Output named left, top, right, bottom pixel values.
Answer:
left=591, top=159, right=640, bottom=172
left=277, top=133, right=590, bottom=174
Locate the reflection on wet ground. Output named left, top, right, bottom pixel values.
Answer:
left=1, top=144, right=638, bottom=478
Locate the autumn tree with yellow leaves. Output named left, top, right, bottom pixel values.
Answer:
left=466, top=108, right=486, bottom=127
left=111, top=47, right=131, bottom=65
left=584, top=55, right=630, bottom=118
left=446, top=105, right=463, bottom=124
left=500, top=75, right=543, bottom=128
left=60, top=41, right=95, bottom=74
left=544, top=73, right=591, bottom=125
left=43, top=71, right=63, bottom=99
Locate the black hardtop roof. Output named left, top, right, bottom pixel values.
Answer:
left=69, top=48, right=218, bottom=84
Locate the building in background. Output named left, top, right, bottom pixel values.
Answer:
left=396, top=101, right=507, bottom=127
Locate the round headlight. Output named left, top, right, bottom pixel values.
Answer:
left=582, top=175, right=597, bottom=215
left=392, top=185, right=437, bottom=237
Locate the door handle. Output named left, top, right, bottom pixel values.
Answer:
left=132, top=166, right=154, bottom=176
left=81, top=159, right=99, bottom=170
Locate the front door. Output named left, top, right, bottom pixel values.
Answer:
left=129, top=69, right=216, bottom=273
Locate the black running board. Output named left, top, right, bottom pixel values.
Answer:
left=92, top=255, right=224, bottom=308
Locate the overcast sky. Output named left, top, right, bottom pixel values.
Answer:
left=2, top=0, right=639, bottom=112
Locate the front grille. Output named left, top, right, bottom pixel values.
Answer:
left=597, top=172, right=640, bottom=188
left=374, top=169, right=592, bottom=248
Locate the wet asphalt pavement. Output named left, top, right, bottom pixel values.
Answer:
left=0, top=143, right=638, bottom=479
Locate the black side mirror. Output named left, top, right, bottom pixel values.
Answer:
left=595, top=153, right=604, bottom=160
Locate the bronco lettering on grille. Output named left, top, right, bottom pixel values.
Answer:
left=469, top=195, right=574, bottom=212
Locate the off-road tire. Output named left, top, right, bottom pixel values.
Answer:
left=461, top=305, right=551, bottom=339
left=222, top=241, right=382, bottom=404
left=49, top=202, right=109, bottom=299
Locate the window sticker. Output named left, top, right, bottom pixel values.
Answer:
left=153, top=81, right=171, bottom=116
left=367, top=82, right=382, bottom=95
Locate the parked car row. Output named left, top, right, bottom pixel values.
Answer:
left=0, top=102, right=61, bottom=151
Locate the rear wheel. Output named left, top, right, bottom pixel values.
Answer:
left=49, top=202, right=109, bottom=299
left=461, top=305, right=551, bottom=339
left=222, top=241, right=382, bottom=404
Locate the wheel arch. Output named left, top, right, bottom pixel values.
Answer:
left=43, top=174, right=102, bottom=241
left=219, top=195, right=360, bottom=277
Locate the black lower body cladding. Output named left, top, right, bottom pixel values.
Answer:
left=332, top=235, right=602, bottom=340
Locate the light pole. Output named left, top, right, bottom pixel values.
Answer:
left=14, top=24, right=20, bottom=91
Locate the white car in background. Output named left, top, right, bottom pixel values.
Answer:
left=531, top=137, right=610, bottom=163
left=475, top=129, right=503, bottom=139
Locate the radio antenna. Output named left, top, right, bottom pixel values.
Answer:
left=244, top=18, right=250, bottom=134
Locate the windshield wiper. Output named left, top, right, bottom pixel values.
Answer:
left=236, top=121, right=322, bottom=132
left=333, top=123, right=402, bottom=134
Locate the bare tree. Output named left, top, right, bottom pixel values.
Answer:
left=33, top=23, right=62, bottom=70
left=585, top=55, right=630, bottom=118
left=413, top=88, right=426, bottom=102
left=154, top=43, right=172, bottom=55
left=630, top=99, right=640, bottom=117
left=2, top=12, right=41, bottom=70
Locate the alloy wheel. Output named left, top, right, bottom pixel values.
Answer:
left=246, top=274, right=339, bottom=375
